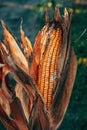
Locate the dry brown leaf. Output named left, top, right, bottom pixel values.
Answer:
left=1, top=20, right=29, bottom=74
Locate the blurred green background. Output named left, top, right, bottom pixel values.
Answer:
left=0, top=0, right=87, bottom=130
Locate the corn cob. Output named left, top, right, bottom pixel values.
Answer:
left=38, top=24, right=63, bottom=109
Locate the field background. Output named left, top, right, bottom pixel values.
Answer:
left=0, top=0, right=87, bottom=130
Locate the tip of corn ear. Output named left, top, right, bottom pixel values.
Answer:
left=54, top=5, right=61, bottom=21
left=64, top=8, right=68, bottom=17
left=64, top=8, right=72, bottom=29
left=64, top=8, right=69, bottom=28
left=45, top=8, right=49, bottom=23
